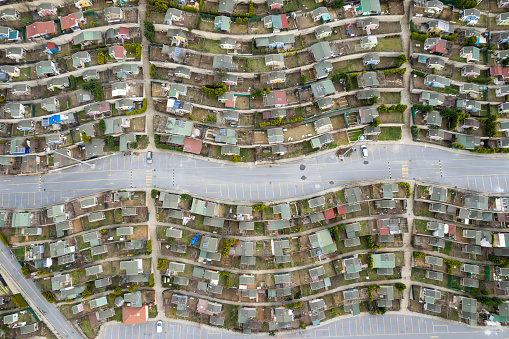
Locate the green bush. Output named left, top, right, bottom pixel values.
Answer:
left=0, top=234, right=7, bottom=245
left=395, top=283, right=406, bottom=292
left=413, top=252, right=425, bottom=258
left=370, top=118, right=381, bottom=127
left=146, top=240, right=152, bottom=254
left=285, top=302, right=302, bottom=309
left=82, top=81, right=104, bottom=102
left=151, top=189, right=159, bottom=199
left=114, top=286, right=123, bottom=295
left=11, top=294, right=27, bottom=309
left=395, top=54, right=407, bottom=67
left=144, top=20, right=155, bottom=42
left=221, top=239, right=235, bottom=257
left=202, top=83, right=227, bottom=97
left=383, top=68, right=406, bottom=75
left=82, top=290, right=91, bottom=299
left=398, top=182, right=411, bottom=196
left=252, top=204, right=265, bottom=211
left=484, top=114, right=498, bottom=137
left=410, top=32, right=427, bottom=42
left=127, top=285, right=138, bottom=293
left=21, top=265, right=29, bottom=276
left=221, top=271, right=231, bottom=289
left=98, top=119, right=106, bottom=134
left=149, top=274, right=154, bottom=287
left=367, top=235, right=381, bottom=249
left=157, top=258, right=168, bottom=270
left=367, top=253, right=373, bottom=269
left=180, top=193, right=192, bottom=200
left=41, top=292, right=55, bottom=303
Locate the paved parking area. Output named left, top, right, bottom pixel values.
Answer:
left=100, top=314, right=508, bottom=339
left=1, top=144, right=509, bottom=208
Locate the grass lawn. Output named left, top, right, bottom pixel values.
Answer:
left=254, top=222, right=265, bottom=235
left=348, top=129, right=364, bottom=142
left=202, top=39, right=225, bottom=55
left=380, top=92, right=401, bottom=104
left=373, top=37, right=403, bottom=52
left=79, top=318, right=95, bottom=338
left=378, top=127, right=402, bottom=141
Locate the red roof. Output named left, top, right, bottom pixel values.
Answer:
left=98, top=102, right=110, bottom=113
left=431, top=39, right=447, bottom=54
left=379, top=227, right=390, bottom=235
left=47, top=42, right=57, bottom=50
left=280, top=14, right=288, bottom=29
left=503, top=68, right=509, bottom=79
left=122, top=306, right=147, bottom=325
left=114, top=45, right=124, bottom=59
left=26, top=21, right=56, bottom=38
left=274, top=91, right=287, bottom=105
left=323, top=208, right=335, bottom=220
left=225, top=100, right=235, bottom=108
left=60, top=13, right=78, bottom=31
left=119, top=27, right=130, bottom=35
left=183, top=137, right=202, bottom=154
left=491, top=66, right=503, bottom=76
left=447, top=224, right=456, bottom=235
left=336, top=205, right=346, bottom=215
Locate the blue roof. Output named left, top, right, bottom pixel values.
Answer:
left=42, top=115, right=62, bottom=127
left=418, top=55, right=427, bottom=63
left=8, top=30, right=18, bottom=40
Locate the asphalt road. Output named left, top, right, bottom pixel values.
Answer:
left=1, top=144, right=509, bottom=209
left=100, top=314, right=509, bottom=339
left=0, top=242, right=81, bottom=339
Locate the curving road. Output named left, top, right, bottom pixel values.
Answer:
left=1, top=144, right=508, bottom=209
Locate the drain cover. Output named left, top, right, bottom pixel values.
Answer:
left=301, top=176, right=307, bottom=180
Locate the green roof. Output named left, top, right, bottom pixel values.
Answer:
left=311, top=42, right=332, bottom=61
left=12, top=212, right=30, bottom=227
left=74, top=30, right=102, bottom=44
left=372, top=253, right=395, bottom=268
left=361, top=0, right=381, bottom=12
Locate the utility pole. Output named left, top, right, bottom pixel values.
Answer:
left=339, top=135, right=367, bottom=161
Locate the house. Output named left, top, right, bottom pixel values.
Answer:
left=420, top=91, right=445, bottom=106
left=111, top=82, right=128, bottom=97
left=36, top=60, right=58, bottom=78
left=113, top=64, right=139, bottom=79
left=0, top=26, right=20, bottom=42
left=359, top=107, right=379, bottom=124
left=311, top=80, right=335, bottom=98
left=213, top=55, right=234, bottom=70
left=220, top=37, right=236, bottom=50
left=105, top=27, right=130, bottom=41
left=264, top=14, right=288, bottom=31
left=85, top=102, right=111, bottom=117
left=360, top=36, right=378, bottom=49
left=425, top=74, right=450, bottom=88
left=315, top=25, right=332, bottom=39
left=460, top=46, right=480, bottom=63
left=311, top=42, right=333, bottom=61
left=462, top=65, right=481, bottom=78
left=0, top=9, right=20, bottom=21
left=41, top=97, right=59, bottom=112
left=460, top=9, right=481, bottom=25
left=499, top=31, right=509, bottom=43
left=264, top=91, right=287, bottom=107
left=47, top=77, right=70, bottom=91
left=363, top=53, right=380, bottom=65
left=311, top=7, right=331, bottom=23
left=372, top=253, right=396, bottom=275
left=497, top=139, right=509, bottom=148
left=167, top=29, right=188, bottom=46
left=44, top=42, right=59, bottom=55
left=263, top=34, right=294, bottom=50
left=499, top=0, right=509, bottom=8
left=105, top=7, right=123, bottom=23
left=11, top=84, right=30, bottom=96
left=314, top=117, right=333, bottom=134
left=465, top=28, right=486, bottom=45
left=0, top=65, right=19, bottom=77
left=109, top=45, right=126, bottom=61
left=74, top=0, right=93, bottom=9
left=115, top=99, right=135, bottom=111
left=459, top=83, right=480, bottom=94
left=496, top=86, right=509, bottom=97
left=74, top=31, right=102, bottom=46
left=496, top=13, right=509, bottom=25
left=427, top=20, right=454, bottom=35
left=218, top=92, right=236, bottom=108
left=123, top=305, right=148, bottom=325
left=317, top=97, right=334, bottom=110
left=360, top=0, right=381, bottom=14
left=357, top=89, right=380, bottom=101
left=267, top=0, right=283, bottom=10
left=174, top=66, right=191, bottom=79
left=164, top=8, right=183, bottom=24
left=5, top=103, right=25, bottom=118
left=314, top=60, right=333, bottom=79
left=214, top=16, right=231, bottom=32
left=456, top=99, right=481, bottom=113
left=222, top=74, right=238, bottom=86
left=425, top=111, right=442, bottom=127
left=218, top=0, right=234, bottom=14
left=37, top=3, right=57, bottom=17
left=424, top=38, right=447, bottom=55
left=427, top=56, right=445, bottom=70
left=82, top=69, right=99, bottom=82
left=424, top=0, right=443, bottom=14
left=26, top=21, right=56, bottom=40
left=357, top=72, right=379, bottom=88
left=77, top=89, right=93, bottom=103
left=455, top=134, right=480, bottom=150
left=265, top=54, right=285, bottom=68
left=60, top=12, right=86, bottom=32
left=499, top=104, right=509, bottom=115
left=273, top=307, right=294, bottom=328
left=428, top=129, right=451, bottom=141
left=359, top=17, right=379, bottom=31
left=310, top=133, right=334, bottom=148
left=72, top=51, right=91, bottom=69
left=269, top=71, right=286, bottom=84
left=461, top=118, right=480, bottom=130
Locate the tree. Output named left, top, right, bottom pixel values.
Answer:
left=299, top=75, right=307, bottom=84
left=144, top=20, right=155, bottom=43
left=370, top=118, right=381, bottom=127
left=151, top=189, right=159, bottom=199
left=114, top=286, right=123, bottom=295
left=484, top=114, right=498, bottom=137
left=128, top=285, right=138, bottom=293
left=331, top=0, right=344, bottom=8
left=454, top=0, right=477, bottom=9
left=146, top=240, right=152, bottom=254
left=395, top=283, right=407, bottom=292
left=76, top=268, right=85, bottom=274
left=81, top=131, right=91, bottom=143
left=82, top=290, right=91, bottom=299
left=149, top=274, right=154, bottom=287
left=21, top=265, right=29, bottom=276
left=97, top=53, right=105, bottom=65
left=464, top=35, right=478, bottom=46
left=42, top=292, right=55, bottom=303
left=98, top=119, right=106, bottom=134
left=11, top=294, right=27, bottom=309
